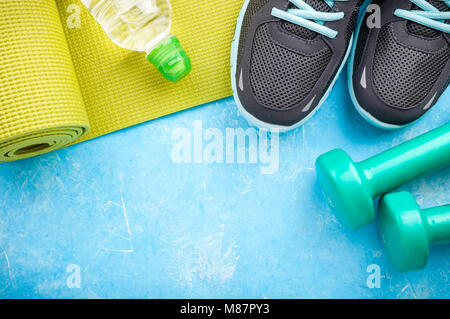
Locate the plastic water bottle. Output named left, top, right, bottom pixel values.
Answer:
left=81, top=0, right=191, bottom=82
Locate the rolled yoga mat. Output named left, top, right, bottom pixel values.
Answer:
left=0, top=1, right=90, bottom=161
left=0, top=0, right=241, bottom=162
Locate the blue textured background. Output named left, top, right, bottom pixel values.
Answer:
left=0, top=72, right=449, bottom=299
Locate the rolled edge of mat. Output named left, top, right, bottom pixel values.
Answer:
left=0, top=124, right=89, bottom=162
left=0, top=0, right=91, bottom=162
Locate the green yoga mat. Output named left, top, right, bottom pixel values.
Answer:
left=0, top=0, right=241, bottom=162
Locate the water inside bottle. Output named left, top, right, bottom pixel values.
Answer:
left=81, top=0, right=172, bottom=53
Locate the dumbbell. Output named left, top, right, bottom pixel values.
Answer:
left=378, top=191, right=450, bottom=272
left=316, top=122, right=450, bottom=230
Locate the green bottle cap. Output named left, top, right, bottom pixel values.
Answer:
left=147, top=36, right=191, bottom=82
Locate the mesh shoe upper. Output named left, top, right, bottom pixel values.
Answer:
left=351, top=0, right=450, bottom=126
left=250, top=24, right=332, bottom=110
left=372, top=23, right=450, bottom=109
left=233, top=0, right=364, bottom=127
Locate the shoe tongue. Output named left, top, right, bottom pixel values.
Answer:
left=407, top=0, right=449, bottom=38
left=281, top=0, right=332, bottom=40
left=305, top=0, right=332, bottom=12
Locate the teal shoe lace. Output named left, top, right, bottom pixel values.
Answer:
left=395, top=0, right=450, bottom=33
left=271, top=0, right=349, bottom=39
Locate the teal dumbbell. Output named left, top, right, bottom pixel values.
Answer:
left=316, top=122, right=450, bottom=230
left=378, top=191, right=450, bottom=272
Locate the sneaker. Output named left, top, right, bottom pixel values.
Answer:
left=348, top=0, right=450, bottom=129
left=231, top=0, right=365, bottom=131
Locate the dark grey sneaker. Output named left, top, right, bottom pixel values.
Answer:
left=349, top=0, right=450, bottom=129
left=231, top=0, right=365, bottom=131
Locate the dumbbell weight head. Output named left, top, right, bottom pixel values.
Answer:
left=378, top=192, right=430, bottom=272
left=316, top=149, right=375, bottom=230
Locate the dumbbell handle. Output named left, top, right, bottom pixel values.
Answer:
left=358, top=122, right=450, bottom=197
left=423, top=205, right=450, bottom=244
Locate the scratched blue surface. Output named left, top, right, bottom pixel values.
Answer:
left=0, top=71, right=449, bottom=299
